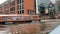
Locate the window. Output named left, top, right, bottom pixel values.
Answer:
left=18, top=4, right=24, bottom=10
left=19, top=4, right=24, bottom=10
left=21, top=10, right=24, bottom=14
left=2, top=6, right=4, bottom=10
left=10, top=11, right=15, bottom=14
left=27, top=10, right=30, bottom=14
left=21, top=4, right=24, bottom=9
left=5, top=4, right=8, bottom=8
left=27, top=9, right=33, bottom=14
left=17, top=0, right=24, bottom=4
left=21, top=0, right=24, bottom=3
left=18, top=10, right=24, bottom=14
left=59, top=6, right=60, bottom=11
left=10, top=7, right=15, bottom=11
left=5, top=10, right=9, bottom=14
left=1, top=6, right=4, bottom=14
left=17, top=0, right=19, bottom=4
left=10, top=7, right=15, bottom=14
left=18, top=11, right=21, bottom=14
left=20, top=5, right=21, bottom=9
left=2, top=10, right=4, bottom=14
left=18, top=5, right=21, bottom=10
left=10, top=1, right=15, bottom=6
left=2, top=11, right=4, bottom=14
left=40, top=6, right=45, bottom=14
left=19, top=0, right=21, bottom=3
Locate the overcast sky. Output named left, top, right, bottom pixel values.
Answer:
left=0, top=0, right=55, bottom=4
left=0, top=0, right=7, bottom=4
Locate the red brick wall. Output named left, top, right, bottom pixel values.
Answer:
left=15, top=0, right=18, bottom=14
left=8, top=2, right=10, bottom=14
left=24, top=0, right=35, bottom=14
left=0, top=0, right=35, bottom=14
left=0, top=7, right=2, bottom=14
left=0, top=16, right=2, bottom=22
left=4, top=5, right=6, bottom=14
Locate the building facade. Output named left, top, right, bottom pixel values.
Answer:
left=0, top=0, right=36, bottom=14
left=0, top=0, right=41, bottom=22
left=55, top=0, right=60, bottom=14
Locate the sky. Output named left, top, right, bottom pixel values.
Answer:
left=0, top=0, right=56, bottom=4
left=38, top=0, right=56, bottom=5
left=50, top=0, right=56, bottom=3
left=0, top=0, right=7, bottom=4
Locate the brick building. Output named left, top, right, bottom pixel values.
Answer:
left=0, top=0, right=41, bottom=24
left=0, top=0, right=36, bottom=14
